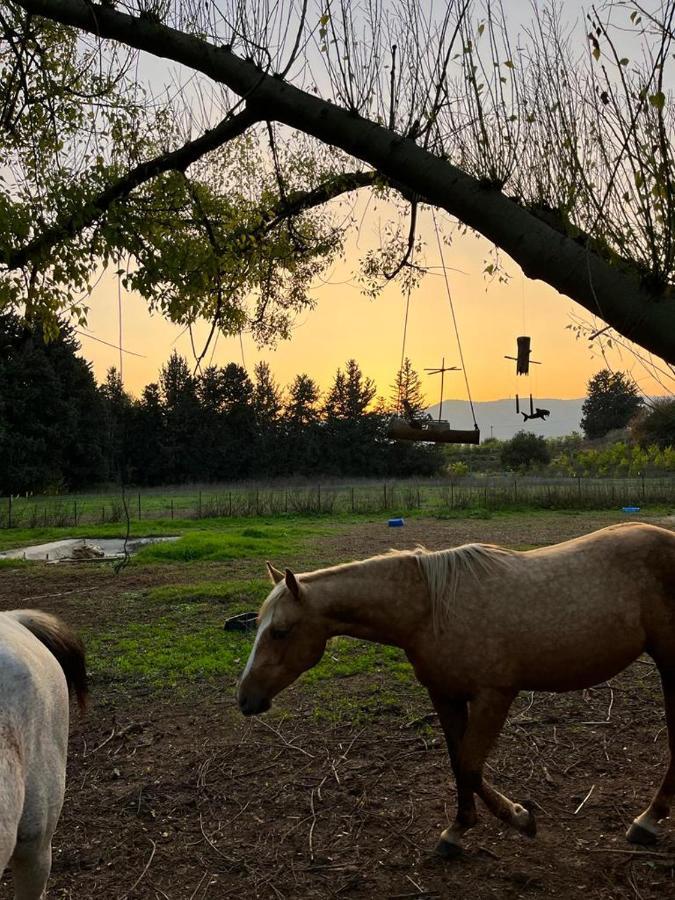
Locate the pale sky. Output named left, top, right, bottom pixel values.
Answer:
left=75, top=2, right=671, bottom=407
left=79, top=204, right=667, bottom=406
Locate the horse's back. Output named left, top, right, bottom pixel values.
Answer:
left=0, top=614, right=69, bottom=870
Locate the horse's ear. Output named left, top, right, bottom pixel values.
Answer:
left=285, top=568, right=302, bottom=602
left=266, top=562, right=284, bottom=584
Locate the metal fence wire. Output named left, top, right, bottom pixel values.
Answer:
left=1, top=475, right=671, bottom=529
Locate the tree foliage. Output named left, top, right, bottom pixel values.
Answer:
left=500, top=431, right=551, bottom=471
left=580, top=369, right=643, bottom=440
left=631, top=398, right=675, bottom=450
left=0, top=313, right=107, bottom=492
left=0, top=316, right=444, bottom=490
left=2, top=0, right=675, bottom=364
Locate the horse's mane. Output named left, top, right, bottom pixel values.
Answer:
left=262, top=543, right=517, bottom=634
left=410, top=543, right=518, bottom=632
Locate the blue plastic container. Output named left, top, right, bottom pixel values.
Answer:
left=622, top=506, right=640, bottom=513
left=388, top=517, right=405, bottom=527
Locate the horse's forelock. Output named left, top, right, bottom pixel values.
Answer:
left=258, top=579, right=290, bottom=621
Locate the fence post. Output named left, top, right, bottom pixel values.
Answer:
left=513, top=479, right=517, bottom=503
left=641, top=472, right=646, bottom=500
left=7, top=495, right=11, bottom=529
left=138, top=492, right=142, bottom=520
left=198, top=490, right=203, bottom=519
left=383, top=483, right=387, bottom=509
left=228, top=492, right=232, bottom=516
left=73, top=500, right=78, bottom=525
left=351, top=487, right=355, bottom=512
left=317, top=484, right=321, bottom=512
left=285, top=491, right=288, bottom=513
left=102, top=506, right=106, bottom=524
left=255, top=490, right=259, bottom=516
left=170, top=498, right=174, bottom=520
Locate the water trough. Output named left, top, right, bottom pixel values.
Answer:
left=0, top=536, right=179, bottom=563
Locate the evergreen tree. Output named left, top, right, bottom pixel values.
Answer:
left=128, top=383, right=167, bottom=485
left=390, top=358, right=427, bottom=417
left=159, top=351, right=201, bottom=482
left=253, top=362, right=283, bottom=424
left=324, top=359, right=376, bottom=420
left=286, top=374, right=321, bottom=427
left=0, top=313, right=106, bottom=493
left=285, top=374, right=321, bottom=472
left=253, top=362, right=284, bottom=475
left=100, top=366, right=134, bottom=481
left=323, top=360, right=379, bottom=474
left=580, top=370, right=643, bottom=440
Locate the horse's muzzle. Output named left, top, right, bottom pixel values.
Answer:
left=238, top=693, right=271, bottom=717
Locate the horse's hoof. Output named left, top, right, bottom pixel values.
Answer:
left=434, top=839, right=462, bottom=860
left=520, top=800, right=537, bottom=838
left=626, top=822, right=658, bottom=845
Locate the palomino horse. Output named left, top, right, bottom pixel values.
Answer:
left=238, top=522, right=675, bottom=856
left=0, top=610, right=87, bottom=898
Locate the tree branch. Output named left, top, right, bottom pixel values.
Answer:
left=5, top=105, right=259, bottom=270
left=13, top=0, right=675, bottom=363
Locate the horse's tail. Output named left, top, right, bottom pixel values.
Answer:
left=9, top=610, right=88, bottom=712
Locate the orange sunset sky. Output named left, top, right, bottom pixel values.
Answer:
left=78, top=204, right=666, bottom=406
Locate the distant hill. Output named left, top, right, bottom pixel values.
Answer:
left=426, top=398, right=585, bottom=440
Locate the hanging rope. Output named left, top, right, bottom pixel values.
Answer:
left=396, top=247, right=414, bottom=415
left=432, top=211, right=479, bottom=430
left=238, top=331, right=247, bottom=370
left=117, top=265, right=124, bottom=379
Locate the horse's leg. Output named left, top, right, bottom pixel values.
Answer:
left=627, top=667, right=675, bottom=845
left=436, top=688, right=534, bottom=856
left=428, top=692, right=472, bottom=857
left=10, top=839, right=52, bottom=900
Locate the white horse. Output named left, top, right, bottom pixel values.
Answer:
left=0, top=610, right=87, bottom=899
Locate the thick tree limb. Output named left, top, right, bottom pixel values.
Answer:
left=13, top=0, right=675, bottom=363
left=5, top=106, right=259, bottom=269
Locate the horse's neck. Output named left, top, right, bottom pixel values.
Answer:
left=313, top=555, right=429, bottom=648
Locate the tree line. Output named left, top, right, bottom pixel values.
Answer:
left=0, top=315, right=442, bottom=494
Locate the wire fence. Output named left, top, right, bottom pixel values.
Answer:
left=1, top=475, right=673, bottom=530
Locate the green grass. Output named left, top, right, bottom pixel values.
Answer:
left=0, top=557, right=30, bottom=569
left=145, top=578, right=271, bottom=606
left=133, top=522, right=318, bottom=563
left=85, top=572, right=415, bottom=698
left=0, top=515, right=338, bottom=555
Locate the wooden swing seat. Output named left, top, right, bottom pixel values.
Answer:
left=386, top=416, right=480, bottom=445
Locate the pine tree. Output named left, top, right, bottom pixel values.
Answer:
left=286, top=374, right=321, bottom=426
left=390, top=358, right=427, bottom=417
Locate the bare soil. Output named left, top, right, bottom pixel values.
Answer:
left=2, top=512, right=675, bottom=899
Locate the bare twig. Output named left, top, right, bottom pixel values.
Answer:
left=118, top=839, right=157, bottom=900
left=574, top=784, right=595, bottom=815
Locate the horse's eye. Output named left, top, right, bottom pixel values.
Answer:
left=270, top=627, right=291, bottom=640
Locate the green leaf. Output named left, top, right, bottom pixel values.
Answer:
left=503, top=59, right=515, bottom=69
left=649, top=91, right=666, bottom=110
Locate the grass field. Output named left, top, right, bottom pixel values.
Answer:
left=1, top=509, right=674, bottom=898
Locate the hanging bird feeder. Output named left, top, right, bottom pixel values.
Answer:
left=387, top=357, right=480, bottom=444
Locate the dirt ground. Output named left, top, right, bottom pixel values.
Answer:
left=2, top=512, right=675, bottom=899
